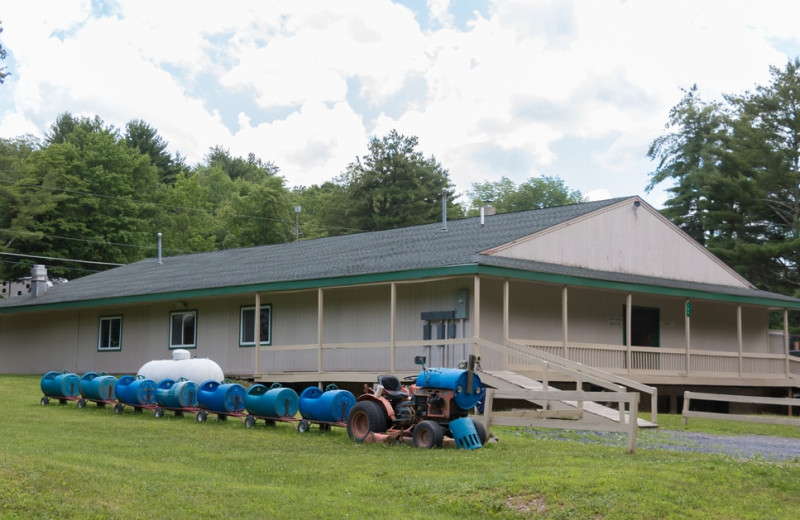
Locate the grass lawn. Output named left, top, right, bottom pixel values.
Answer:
left=2, top=374, right=799, bottom=519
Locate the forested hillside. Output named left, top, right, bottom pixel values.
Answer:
left=0, top=114, right=584, bottom=282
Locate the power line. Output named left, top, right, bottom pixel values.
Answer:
left=0, top=251, right=123, bottom=266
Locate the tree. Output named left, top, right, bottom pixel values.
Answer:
left=337, top=130, right=461, bottom=232
left=466, top=176, right=585, bottom=216
left=204, top=146, right=280, bottom=183
left=648, top=60, right=800, bottom=296
left=22, top=113, right=161, bottom=277
left=124, top=119, right=186, bottom=185
left=0, top=22, right=10, bottom=84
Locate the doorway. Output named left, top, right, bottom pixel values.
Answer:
left=623, top=305, right=660, bottom=370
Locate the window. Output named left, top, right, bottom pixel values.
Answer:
left=98, top=316, right=122, bottom=351
left=240, top=305, right=271, bottom=347
left=170, top=310, right=197, bottom=349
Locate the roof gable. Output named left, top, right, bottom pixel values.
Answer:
left=483, top=197, right=753, bottom=289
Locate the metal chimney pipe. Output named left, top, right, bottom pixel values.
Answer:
left=157, top=233, right=162, bottom=265
left=480, top=205, right=485, bottom=227
left=31, top=264, right=48, bottom=297
left=441, top=188, right=447, bottom=231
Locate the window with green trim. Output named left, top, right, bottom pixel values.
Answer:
left=170, top=310, right=197, bottom=349
left=240, top=305, right=271, bottom=347
left=98, top=316, right=122, bottom=351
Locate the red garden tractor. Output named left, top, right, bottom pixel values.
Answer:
left=346, top=355, right=487, bottom=448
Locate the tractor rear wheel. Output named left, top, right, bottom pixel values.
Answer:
left=413, top=420, right=443, bottom=449
left=347, top=401, right=388, bottom=442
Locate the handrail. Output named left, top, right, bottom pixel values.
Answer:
left=474, top=338, right=625, bottom=393
left=477, top=337, right=658, bottom=425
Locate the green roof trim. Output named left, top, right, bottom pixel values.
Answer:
left=3, top=262, right=799, bottom=314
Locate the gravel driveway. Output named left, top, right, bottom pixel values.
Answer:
left=523, top=428, right=800, bottom=460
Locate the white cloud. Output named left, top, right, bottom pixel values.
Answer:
left=1, top=0, right=799, bottom=207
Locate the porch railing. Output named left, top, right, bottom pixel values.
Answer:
left=511, top=339, right=800, bottom=380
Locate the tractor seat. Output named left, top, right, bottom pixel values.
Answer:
left=377, top=375, right=407, bottom=400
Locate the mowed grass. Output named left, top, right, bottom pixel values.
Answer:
left=1, top=375, right=799, bottom=520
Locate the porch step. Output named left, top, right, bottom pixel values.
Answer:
left=480, top=370, right=657, bottom=428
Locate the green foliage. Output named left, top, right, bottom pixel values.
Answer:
left=124, top=119, right=186, bottom=185
left=337, top=129, right=462, bottom=233
left=3, top=377, right=799, bottom=519
left=649, top=61, right=800, bottom=297
left=466, top=175, right=585, bottom=216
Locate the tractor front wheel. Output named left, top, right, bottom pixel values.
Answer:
left=413, top=420, right=443, bottom=449
left=347, top=401, right=388, bottom=442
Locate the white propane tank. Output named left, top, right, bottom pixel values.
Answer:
left=137, top=349, right=224, bottom=384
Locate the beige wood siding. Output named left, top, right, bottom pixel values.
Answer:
left=488, top=200, right=751, bottom=288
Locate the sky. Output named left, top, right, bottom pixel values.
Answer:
left=1, top=0, right=800, bottom=209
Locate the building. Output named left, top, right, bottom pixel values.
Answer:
left=1, top=196, right=798, bottom=412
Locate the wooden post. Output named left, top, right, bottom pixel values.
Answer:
left=254, top=292, right=261, bottom=377
left=390, top=282, right=396, bottom=372
left=625, top=293, right=632, bottom=374
left=473, top=275, right=481, bottom=357
left=784, top=309, right=790, bottom=377
left=317, top=288, right=323, bottom=374
left=562, top=286, right=568, bottom=359
left=737, top=304, right=743, bottom=376
left=685, top=299, right=691, bottom=375
left=503, top=280, right=509, bottom=341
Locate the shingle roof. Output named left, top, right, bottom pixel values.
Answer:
left=1, top=196, right=798, bottom=310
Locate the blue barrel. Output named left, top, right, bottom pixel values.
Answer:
left=245, top=383, right=299, bottom=418
left=156, top=378, right=199, bottom=409
left=298, top=384, right=355, bottom=422
left=449, top=417, right=482, bottom=450
left=79, top=372, right=117, bottom=401
left=198, top=380, right=246, bottom=413
left=41, top=370, right=80, bottom=398
left=415, top=368, right=483, bottom=410
left=116, top=375, right=157, bottom=406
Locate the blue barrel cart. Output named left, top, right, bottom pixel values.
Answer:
left=152, top=378, right=201, bottom=419
left=113, top=375, right=159, bottom=415
left=295, top=384, right=356, bottom=433
left=77, top=372, right=118, bottom=409
left=196, top=379, right=248, bottom=424
left=40, top=370, right=82, bottom=406
left=242, top=382, right=300, bottom=429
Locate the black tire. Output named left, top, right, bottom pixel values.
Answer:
left=297, top=420, right=310, bottom=433
left=196, top=410, right=207, bottom=422
left=77, top=398, right=86, bottom=409
left=470, top=418, right=488, bottom=445
left=154, top=407, right=164, bottom=419
left=113, top=403, right=124, bottom=414
left=413, top=420, right=444, bottom=449
left=244, top=416, right=256, bottom=428
left=40, top=397, right=49, bottom=406
left=347, top=401, right=388, bottom=442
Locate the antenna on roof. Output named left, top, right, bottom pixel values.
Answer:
left=441, top=188, right=447, bottom=232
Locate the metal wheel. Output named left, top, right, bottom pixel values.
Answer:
left=297, top=420, right=310, bottom=433
left=40, top=397, right=50, bottom=406
left=346, top=400, right=388, bottom=442
left=196, top=410, right=207, bottom=422
left=154, top=407, right=164, bottom=419
left=244, top=416, right=256, bottom=428
left=77, top=398, right=86, bottom=409
left=113, top=403, right=124, bottom=414
left=413, top=420, right=444, bottom=449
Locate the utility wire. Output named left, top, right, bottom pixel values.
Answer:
left=0, top=251, right=124, bottom=266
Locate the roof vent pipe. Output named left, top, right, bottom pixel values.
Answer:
left=157, top=233, right=162, bottom=265
left=441, top=187, right=447, bottom=232
left=31, top=264, right=48, bottom=297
